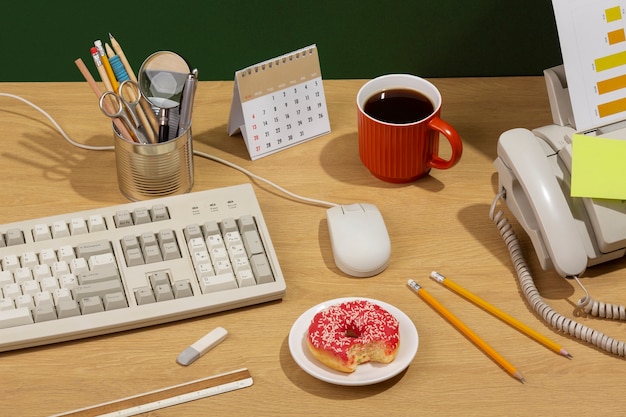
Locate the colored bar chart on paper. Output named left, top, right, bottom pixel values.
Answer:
left=553, top=0, right=626, bottom=130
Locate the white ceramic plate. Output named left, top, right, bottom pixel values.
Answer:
left=288, top=297, right=419, bottom=386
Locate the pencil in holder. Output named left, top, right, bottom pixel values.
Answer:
left=113, top=125, right=194, bottom=201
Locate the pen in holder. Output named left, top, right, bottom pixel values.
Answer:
left=113, top=124, right=194, bottom=201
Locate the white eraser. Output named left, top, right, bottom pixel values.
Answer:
left=177, top=327, right=228, bottom=366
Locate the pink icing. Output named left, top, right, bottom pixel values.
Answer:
left=307, top=300, right=400, bottom=362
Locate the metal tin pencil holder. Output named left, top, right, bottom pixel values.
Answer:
left=113, top=126, right=194, bottom=201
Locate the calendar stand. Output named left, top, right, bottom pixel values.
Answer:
left=227, top=45, right=331, bottom=160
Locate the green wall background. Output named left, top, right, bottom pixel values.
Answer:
left=1, top=1, right=562, bottom=81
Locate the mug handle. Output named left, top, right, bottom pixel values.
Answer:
left=427, top=117, right=463, bottom=170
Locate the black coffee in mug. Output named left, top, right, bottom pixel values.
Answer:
left=364, top=88, right=434, bottom=124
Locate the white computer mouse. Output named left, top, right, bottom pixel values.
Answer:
left=326, top=203, right=391, bottom=277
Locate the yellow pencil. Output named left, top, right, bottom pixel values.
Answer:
left=430, top=271, right=572, bottom=359
left=108, top=33, right=159, bottom=141
left=94, top=40, right=119, bottom=92
left=407, top=279, right=525, bottom=383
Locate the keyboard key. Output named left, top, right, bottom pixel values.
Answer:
left=143, top=245, right=163, bottom=264
left=78, top=270, right=121, bottom=285
left=104, top=292, right=127, bottom=310
left=16, top=294, right=34, bottom=310
left=121, top=235, right=139, bottom=251
left=202, top=221, right=220, bottom=237
left=0, top=298, right=14, bottom=311
left=2, top=254, right=19, bottom=272
left=76, top=240, right=112, bottom=260
left=34, top=291, right=53, bottom=307
left=114, top=210, right=133, bottom=228
left=0, top=307, right=33, bottom=329
left=132, top=207, right=151, bottom=224
left=250, top=253, right=274, bottom=284
left=242, top=230, right=264, bottom=256
left=135, top=287, right=156, bottom=305
left=34, top=304, right=57, bottom=322
left=6, top=228, right=24, bottom=246
left=161, top=242, right=180, bottom=260
left=237, top=215, right=257, bottom=233
left=57, top=245, right=76, bottom=262
left=88, top=215, right=106, bottom=232
left=172, top=280, right=193, bottom=298
left=0, top=271, right=12, bottom=287
left=40, top=248, right=57, bottom=266
left=236, top=269, right=256, bottom=287
left=52, top=221, right=70, bottom=238
left=88, top=253, right=117, bottom=272
left=70, top=217, right=88, bottom=235
left=53, top=287, right=72, bottom=304
left=124, top=248, right=144, bottom=267
left=51, top=261, right=70, bottom=278
left=154, top=284, right=174, bottom=302
left=4, top=283, right=21, bottom=299
left=151, top=204, right=169, bottom=222
left=213, top=259, right=232, bottom=275
left=21, top=280, right=40, bottom=296
left=80, top=296, right=104, bottom=314
left=21, top=251, right=38, bottom=268
left=199, top=273, right=237, bottom=293
left=56, top=299, right=80, bottom=318
left=158, top=229, right=176, bottom=245
left=41, top=277, right=59, bottom=293
left=148, top=271, right=170, bottom=288
left=220, top=218, right=238, bottom=234
left=14, top=267, right=33, bottom=283
left=139, top=232, right=158, bottom=248
left=59, top=274, right=78, bottom=290
left=33, top=224, right=52, bottom=242
left=33, top=264, right=52, bottom=281
left=184, top=224, right=203, bottom=241
left=69, top=258, right=89, bottom=275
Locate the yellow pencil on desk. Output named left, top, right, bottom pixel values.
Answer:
left=406, top=279, right=525, bottom=383
left=430, top=271, right=572, bottom=359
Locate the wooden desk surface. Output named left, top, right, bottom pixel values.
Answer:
left=1, top=78, right=625, bottom=416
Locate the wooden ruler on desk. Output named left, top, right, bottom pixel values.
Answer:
left=50, top=368, right=253, bottom=417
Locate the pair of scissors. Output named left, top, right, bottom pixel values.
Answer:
left=99, top=80, right=150, bottom=144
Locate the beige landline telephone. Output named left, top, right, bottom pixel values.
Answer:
left=492, top=65, right=626, bottom=357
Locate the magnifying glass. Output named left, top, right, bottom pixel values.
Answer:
left=138, top=51, right=191, bottom=142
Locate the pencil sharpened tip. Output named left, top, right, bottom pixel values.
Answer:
left=513, top=371, right=525, bottom=383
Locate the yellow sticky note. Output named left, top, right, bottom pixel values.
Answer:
left=571, top=133, right=626, bottom=199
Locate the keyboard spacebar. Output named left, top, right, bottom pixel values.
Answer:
left=0, top=307, right=34, bottom=329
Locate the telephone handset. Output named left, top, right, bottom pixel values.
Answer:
left=492, top=126, right=626, bottom=357
left=494, top=127, right=626, bottom=278
left=494, top=127, right=587, bottom=277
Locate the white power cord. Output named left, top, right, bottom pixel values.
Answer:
left=490, top=189, right=626, bottom=357
left=0, top=92, right=339, bottom=209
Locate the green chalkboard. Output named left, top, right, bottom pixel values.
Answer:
left=0, top=0, right=562, bottom=81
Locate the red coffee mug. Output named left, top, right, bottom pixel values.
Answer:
left=357, top=74, right=463, bottom=183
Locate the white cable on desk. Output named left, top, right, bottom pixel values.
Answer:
left=490, top=189, right=626, bottom=357
left=0, top=93, right=114, bottom=151
left=0, top=92, right=339, bottom=209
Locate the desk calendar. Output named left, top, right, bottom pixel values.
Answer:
left=227, top=45, right=331, bottom=160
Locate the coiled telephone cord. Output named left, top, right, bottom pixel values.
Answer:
left=490, top=190, right=626, bottom=357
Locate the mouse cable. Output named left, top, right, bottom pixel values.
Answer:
left=489, top=189, right=626, bottom=357
left=0, top=92, right=339, bottom=209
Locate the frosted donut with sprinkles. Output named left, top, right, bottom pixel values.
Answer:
left=306, top=299, right=400, bottom=373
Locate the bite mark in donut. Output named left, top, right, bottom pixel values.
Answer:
left=306, top=300, right=400, bottom=373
